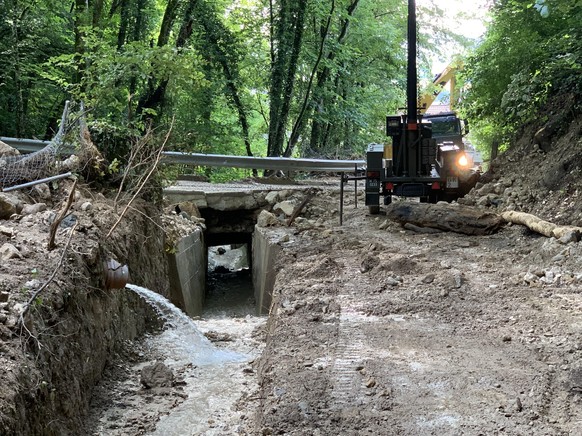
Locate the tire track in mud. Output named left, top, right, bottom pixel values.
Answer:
left=330, top=296, right=375, bottom=410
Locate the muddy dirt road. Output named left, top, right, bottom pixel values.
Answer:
left=80, top=184, right=582, bottom=435
left=244, top=190, right=582, bottom=435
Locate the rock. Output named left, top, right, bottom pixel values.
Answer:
left=476, top=195, right=491, bottom=207
left=478, top=184, right=495, bottom=196
left=80, top=201, right=93, bottom=212
left=23, top=280, right=41, bottom=290
left=176, top=201, right=201, bottom=219
left=365, top=377, right=377, bottom=388
left=257, top=210, right=279, bottom=227
left=523, top=272, right=538, bottom=284
left=422, top=274, right=436, bottom=284
left=59, top=214, right=77, bottom=228
left=360, top=254, right=380, bottom=273
left=493, top=183, right=506, bottom=195
left=31, top=183, right=51, bottom=200
left=0, top=225, right=14, bottom=237
left=21, top=203, right=47, bottom=215
left=0, top=140, right=20, bottom=157
left=273, top=200, right=296, bottom=217
left=60, top=154, right=79, bottom=170
left=5, top=315, right=18, bottom=328
left=452, top=271, right=464, bottom=288
left=0, top=243, right=22, bottom=261
left=0, top=193, right=22, bottom=219
left=265, top=191, right=280, bottom=204
left=378, top=220, right=389, bottom=230
left=140, top=362, right=174, bottom=389
left=385, top=277, right=400, bottom=287
left=0, top=292, right=9, bottom=303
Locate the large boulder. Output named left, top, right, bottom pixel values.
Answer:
left=0, top=140, right=20, bottom=158
left=0, top=193, right=23, bottom=219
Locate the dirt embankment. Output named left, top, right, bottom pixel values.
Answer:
left=0, top=180, right=168, bottom=435
left=241, top=106, right=582, bottom=434
left=462, top=109, right=582, bottom=227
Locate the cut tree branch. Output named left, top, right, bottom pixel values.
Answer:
left=501, top=211, right=582, bottom=240
left=106, top=123, right=172, bottom=239
left=47, top=179, right=77, bottom=250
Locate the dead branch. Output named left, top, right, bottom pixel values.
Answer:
left=113, top=125, right=162, bottom=212
left=106, top=124, right=172, bottom=239
left=287, top=189, right=316, bottom=226
left=47, top=179, right=78, bottom=250
left=77, top=102, right=106, bottom=179
left=501, top=210, right=582, bottom=240
left=385, top=202, right=504, bottom=236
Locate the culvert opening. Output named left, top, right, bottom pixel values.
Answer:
left=205, top=233, right=254, bottom=317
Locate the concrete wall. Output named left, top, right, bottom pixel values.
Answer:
left=252, top=227, right=282, bottom=315
left=167, top=229, right=206, bottom=317
left=166, top=224, right=287, bottom=317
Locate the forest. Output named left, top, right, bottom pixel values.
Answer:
left=0, top=0, right=580, bottom=179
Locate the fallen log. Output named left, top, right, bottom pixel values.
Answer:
left=501, top=210, right=582, bottom=241
left=385, top=202, right=504, bottom=236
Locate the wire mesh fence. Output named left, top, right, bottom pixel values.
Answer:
left=0, top=101, right=100, bottom=191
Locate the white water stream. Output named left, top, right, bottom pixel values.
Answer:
left=97, top=283, right=265, bottom=435
left=126, top=284, right=245, bottom=366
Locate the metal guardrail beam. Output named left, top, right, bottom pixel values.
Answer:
left=1, top=136, right=50, bottom=153
left=163, top=151, right=364, bottom=172
left=1, top=137, right=364, bottom=173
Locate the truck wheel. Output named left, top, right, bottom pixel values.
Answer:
left=428, top=192, right=440, bottom=204
left=368, top=205, right=380, bottom=214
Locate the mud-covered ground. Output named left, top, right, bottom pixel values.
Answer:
left=244, top=189, right=582, bottom=435
left=85, top=181, right=582, bottom=435
left=238, top=116, right=582, bottom=435
left=1, top=114, right=581, bottom=434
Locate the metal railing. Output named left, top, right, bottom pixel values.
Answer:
left=1, top=136, right=364, bottom=173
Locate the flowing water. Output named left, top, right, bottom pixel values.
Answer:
left=90, top=282, right=266, bottom=436
left=126, top=284, right=245, bottom=366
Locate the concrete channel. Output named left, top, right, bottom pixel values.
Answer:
left=163, top=179, right=306, bottom=316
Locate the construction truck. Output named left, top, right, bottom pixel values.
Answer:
left=364, top=1, right=478, bottom=213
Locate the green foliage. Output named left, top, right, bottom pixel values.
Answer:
left=461, top=0, right=582, bottom=152
left=0, top=0, right=473, bottom=180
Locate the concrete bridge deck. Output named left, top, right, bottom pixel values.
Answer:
left=163, top=178, right=339, bottom=210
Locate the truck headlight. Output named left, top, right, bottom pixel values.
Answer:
left=458, top=154, right=469, bottom=167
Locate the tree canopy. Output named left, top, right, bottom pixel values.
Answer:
left=0, top=0, right=494, bottom=179
left=461, top=0, right=582, bottom=154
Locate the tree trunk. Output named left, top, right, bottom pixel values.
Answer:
left=136, top=0, right=197, bottom=118
left=501, top=211, right=582, bottom=240
left=283, top=0, right=335, bottom=157
left=308, top=0, right=360, bottom=152
left=197, top=9, right=254, bottom=158
left=385, top=202, right=504, bottom=236
left=268, top=0, right=308, bottom=157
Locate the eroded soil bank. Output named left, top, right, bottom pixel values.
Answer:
left=0, top=180, right=169, bottom=435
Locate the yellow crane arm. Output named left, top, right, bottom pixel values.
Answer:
left=419, top=63, right=458, bottom=114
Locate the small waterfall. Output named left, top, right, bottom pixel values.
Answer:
left=126, top=284, right=245, bottom=366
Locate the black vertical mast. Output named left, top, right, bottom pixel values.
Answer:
left=407, top=0, right=417, bottom=124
